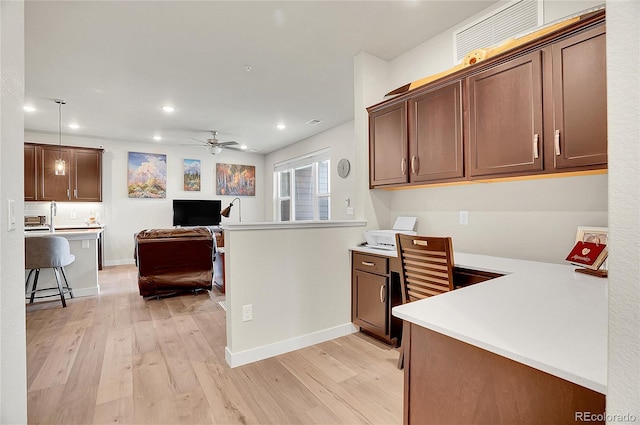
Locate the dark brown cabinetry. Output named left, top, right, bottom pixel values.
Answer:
left=547, top=25, right=607, bottom=170
left=351, top=251, right=402, bottom=346
left=368, top=15, right=607, bottom=188
left=25, top=143, right=103, bottom=202
left=409, top=81, right=464, bottom=183
left=369, top=102, right=407, bottom=186
left=467, top=51, right=544, bottom=178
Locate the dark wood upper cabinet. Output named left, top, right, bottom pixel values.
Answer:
left=409, top=81, right=464, bottom=183
left=548, top=25, right=607, bottom=169
left=367, top=14, right=606, bottom=189
left=39, top=145, right=73, bottom=201
left=25, top=144, right=103, bottom=202
left=467, top=51, right=544, bottom=178
left=24, top=144, right=38, bottom=201
left=369, top=101, right=408, bottom=187
left=73, top=148, right=103, bottom=202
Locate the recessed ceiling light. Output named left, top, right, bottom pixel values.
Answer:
left=306, top=119, right=323, bottom=126
left=153, top=135, right=162, bottom=141
left=68, top=123, right=80, bottom=129
left=162, top=105, right=175, bottom=113
left=240, top=144, right=248, bottom=150
left=23, top=105, right=37, bottom=112
left=276, top=123, right=286, bottom=130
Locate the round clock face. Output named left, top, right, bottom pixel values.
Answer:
left=337, top=158, right=351, bottom=178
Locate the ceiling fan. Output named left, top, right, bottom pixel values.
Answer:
left=184, top=131, right=245, bottom=155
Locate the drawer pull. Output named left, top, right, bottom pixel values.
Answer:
left=554, top=130, right=561, bottom=156
left=410, top=155, right=418, bottom=174
left=532, top=134, right=539, bottom=159
left=361, top=261, right=375, bottom=267
left=380, top=284, right=386, bottom=303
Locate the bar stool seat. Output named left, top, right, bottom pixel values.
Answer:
left=25, top=236, right=76, bottom=307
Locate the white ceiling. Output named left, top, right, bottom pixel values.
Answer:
left=25, top=1, right=497, bottom=154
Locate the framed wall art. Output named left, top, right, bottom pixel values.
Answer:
left=183, top=159, right=201, bottom=191
left=127, top=152, right=167, bottom=198
left=216, top=163, right=255, bottom=196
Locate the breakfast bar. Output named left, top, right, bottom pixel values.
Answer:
left=25, top=228, right=104, bottom=299
left=391, top=252, right=607, bottom=424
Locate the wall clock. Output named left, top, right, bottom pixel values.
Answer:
left=337, top=158, right=351, bottom=178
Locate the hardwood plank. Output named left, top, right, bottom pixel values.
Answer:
left=26, top=265, right=404, bottom=425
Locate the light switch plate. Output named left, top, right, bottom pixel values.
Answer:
left=7, top=199, right=16, bottom=231
left=459, top=210, right=469, bottom=226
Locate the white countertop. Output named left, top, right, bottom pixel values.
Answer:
left=25, top=228, right=103, bottom=240
left=352, top=247, right=608, bottom=394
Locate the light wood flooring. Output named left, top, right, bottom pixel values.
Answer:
left=26, top=265, right=403, bottom=425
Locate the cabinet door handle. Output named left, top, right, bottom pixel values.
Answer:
left=411, top=155, right=418, bottom=174
left=532, top=134, right=539, bottom=159
left=66, top=189, right=70, bottom=200
left=380, top=284, right=386, bottom=303
left=74, top=189, right=77, bottom=198
left=361, top=261, right=375, bottom=267
left=554, top=130, right=561, bottom=156
left=401, top=158, right=407, bottom=176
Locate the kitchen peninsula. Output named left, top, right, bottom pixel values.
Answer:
left=391, top=252, right=607, bottom=424
left=25, top=227, right=103, bottom=299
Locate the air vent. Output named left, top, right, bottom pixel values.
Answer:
left=454, top=0, right=541, bottom=63
left=306, top=119, right=323, bottom=126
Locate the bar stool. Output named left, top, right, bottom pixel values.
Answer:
left=25, top=236, right=75, bottom=307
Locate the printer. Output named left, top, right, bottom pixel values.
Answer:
left=364, top=216, right=417, bottom=251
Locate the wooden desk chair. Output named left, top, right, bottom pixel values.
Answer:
left=396, top=234, right=455, bottom=369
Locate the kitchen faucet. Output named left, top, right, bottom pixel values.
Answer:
left=49, top=201, right=56, bottom=233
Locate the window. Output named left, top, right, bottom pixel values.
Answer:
left=274, top=149, right=330, bottom=221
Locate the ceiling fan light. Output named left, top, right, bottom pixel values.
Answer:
left=209, top=145, right=223, bottom=155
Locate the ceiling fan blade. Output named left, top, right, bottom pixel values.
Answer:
left=181, top=143, right=207, bottom=147
left=225, top=146, right=246, bottom=152
left=218, top=141, right=239, bottom=146
left=190, top=137, right=207, bottom=144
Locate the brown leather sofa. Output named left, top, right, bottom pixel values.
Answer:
left=134, top=227, right=215, bottom=298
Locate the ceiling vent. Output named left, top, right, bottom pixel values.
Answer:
left=454, top=0, right=542, bottom=63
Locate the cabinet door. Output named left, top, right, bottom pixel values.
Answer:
left=352, top=270, right=388, bottom=337
left=369, top=102, right=408, bottom=187
left=409, top=81, right=464, bottom=183
left=467, top=51, right=544, bottom=177
left=39, top=145, right=72, bottom=201
left=73, top=148, right=102, bottom=201
left=550, top=26, right=607, bottom=169
left=24, top=144, right=38, bottom=201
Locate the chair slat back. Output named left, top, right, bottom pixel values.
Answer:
left=396, top=234, right=455, bottom=304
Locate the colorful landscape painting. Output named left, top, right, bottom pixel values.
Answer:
left=127, top=152, right=167, bottom=198
left=216, top=163, right=255, bottom=196
left=183, top=159, right=201, bottom=191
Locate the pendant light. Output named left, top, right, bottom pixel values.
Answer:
left=54, top=99, right=66, bottom=176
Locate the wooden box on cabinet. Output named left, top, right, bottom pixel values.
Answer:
left=351, top=251, right=402, bottom=346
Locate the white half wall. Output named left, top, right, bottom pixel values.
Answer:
left=224, top=222, right=365, bottom=367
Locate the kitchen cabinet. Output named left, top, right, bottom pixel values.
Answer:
left=368, top=101, right=407, bottom=187
left=408, top=81, right=464, bottom=183
left=351, top=251, right=402, bottom=346
left=546, top=25, right=607, bottom=170
left=466, top=51, right=544, bottom=178
left=24, top=144, right=38, bottom=201
left=367, top=14, right=606, bottom=188
left=25, top=144, right=103, bottom=202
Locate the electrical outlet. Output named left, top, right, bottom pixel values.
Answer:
left=242, top=304, right=253, bottom=322
left=70, top=211, right=76, bottom=219
left=346, top=207, right=354, bottom=215
left=459, top=211, right=469, bottom=225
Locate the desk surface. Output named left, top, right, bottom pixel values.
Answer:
left=367, top=248, right=609, bottom=394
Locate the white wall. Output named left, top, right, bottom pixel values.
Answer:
left=24, top=131, right=265, bottom=264
left=263, top=121, right=357, bottom=221
left=0, top=1, right=27, bottom=422
left=606, top=0, right=639, bottom=419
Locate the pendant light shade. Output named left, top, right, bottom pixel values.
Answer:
left=54, top=99, right=66, bottom=176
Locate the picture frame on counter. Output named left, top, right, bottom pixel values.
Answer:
left=575, top=226, right=609, bottom=270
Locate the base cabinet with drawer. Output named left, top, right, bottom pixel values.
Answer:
left=351, top=251, right=402, bottom=346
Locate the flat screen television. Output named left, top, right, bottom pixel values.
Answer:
left=172, top=199, right=222, bottom=227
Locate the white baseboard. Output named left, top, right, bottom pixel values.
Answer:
left=225, top=322, right=358, bottom=368
left=104, top=259, right=135, bottom=267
